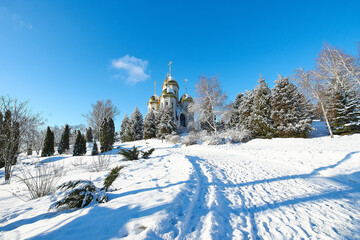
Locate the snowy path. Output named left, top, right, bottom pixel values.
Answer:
left=170, top=143, right=360, bottom=240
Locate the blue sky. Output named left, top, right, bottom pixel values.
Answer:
left=1, top=0, right=360, bottom=128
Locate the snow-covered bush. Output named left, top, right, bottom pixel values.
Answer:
left=219, top=128, right=252, bottom=143
left=166, top=135, right=180, bottom=144
left=18, top=162, right=66, bottom=199
left=204, top=134, right=224, bottom=145
left=182, top=132, right=198, bottom=146
left=52, top=180, right=108, bottom=209
left=88, top=153, right=111, bottom=172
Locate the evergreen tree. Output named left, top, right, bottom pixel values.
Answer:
left=107, top=117, right=115, bottom=146
left=143, top=111, right=157, bottom=139
left=58, top=124, right=70, bottom=154
left=271, top=76, right=312, bottom=138
left=41, top=126, right=55, bottom=157
left=80, top=134, right=87, bottom=155
left=249, top=77, right=273, bottom=138
left=100, top=118, right=109, bottom=153
left=327, top=82, right=360, bottom=134
left=127, top=107, right=144, bottom=141
left=86, top=127, right=93, bottom=142
left=73, top=131, right=83, bottom=156
left=91, top=142, right=99, bottom=156
left=120, top=114, right=129, bottom=142
left=237, top=90, right=254, bottom=131
left=229, top=93, right=244, bottom=129
left=0, top=111, right=4, bottom=168
left=157, top=106, right=177, bottom=139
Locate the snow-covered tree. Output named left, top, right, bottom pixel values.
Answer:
left=58, top=124, right=70, bottom=154
left=120, top=114, right=129, bottom=142
left=271, top=75, right=313, bottom=138
left=326, top=81, right=360, bottom=134
left=91, top=141, right=99, bottom=156
left=236, top=90, right=254, bottom=131
left=191, top=76, right=227, bottom=134
left=249, top=76, right=273, bottom=138
left=157, top=106, right=177, bottom=139
left=126, top=107, right=144, bottom=141
left=143, top=110, right=157, bottom=139
left=229, top=93, right=244, bottom=129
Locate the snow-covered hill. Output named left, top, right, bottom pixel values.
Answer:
left=1, top=134, right=360, bottom=239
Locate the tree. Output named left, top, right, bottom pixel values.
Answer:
left=0, top=96, right=44, bottom=183
left=86, top=127, right=93, bottom=142
left=271, top=75, right=313, bottom=138
left=126, top=107, right=144, bottom=141
left=58, top=124, right=70, bottom=154
left=191, top=76, right=227, bottom=134
left=157, top=106, right=177, bottom=139
left=41, top=126, right=55, bottom=157
left=229, top=93, right=244, bottom=129
left=92, top=142, right=99, bottom=156
left=82, top=99, right=120, bottom=140
left=99, top=118, right=115, bottom=153
left=249, top=76, right=273, bottom=138
left=120, top=114, right=129, bottom=142
left=143, top=111, right=157, bottom=139
left=73, top=131, right=84, bottom=156
left=80, top=134, right=87, bottom=155
left=107, top=117, right=115, bottom=147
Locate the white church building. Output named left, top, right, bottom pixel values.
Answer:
left=147, top=62, right=194, bottom=129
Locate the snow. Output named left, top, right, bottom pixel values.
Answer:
left=1, top=134, right=360, bottom=239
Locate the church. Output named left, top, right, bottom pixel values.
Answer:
left=147, top=62, right=194, bottom=130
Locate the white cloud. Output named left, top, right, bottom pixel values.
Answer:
left=112, top=55, right=150, bottom=84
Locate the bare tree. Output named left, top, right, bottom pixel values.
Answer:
left=0, top=96, right=44, bottom=183
left=82, top=99, right=120, bottom=140
left=293, top=68, right=334, bottom=138
left=191, top=76, right=227, bottom=134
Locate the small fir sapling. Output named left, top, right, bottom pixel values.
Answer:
left=103, top=166, right=125, bottom=191
left=119, top=146, right=140, bottom=160
left=92, top=142, right=99, bottom=155
left=141, top=148, right=155, bottom=159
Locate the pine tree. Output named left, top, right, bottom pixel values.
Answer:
left=120, top=114, right=129, bottom=142
left=92, top=142, right=99, bottom=155
left=86, top=127, right=93, bottom=142
left=127, top=107, right=144, bottom=141
left=249, top=77, right=273, bottom=138
left=237, top=90, right=254, bottom=131
left=73, top=131, right=83, bottom=156
left=143, top=111, right=157, bottom=139
left=41, top=126, right=55, bottom=157
left=229, top=93, right=244, bottom=129
left=327, top=82, right=360, bottom=134
left=100, top=118, right=108, bottom=153
left=157, top=106, right=177, bottom=139
left=80, top=134, right=87, bottom=155
left=107, top=117, right=115, bottom=146
left=58, top=124, right=70, bottom=154
left=271, top=75, right=312, bottom=138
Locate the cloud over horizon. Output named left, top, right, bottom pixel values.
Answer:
left=112, top=55, right=150, bottom=84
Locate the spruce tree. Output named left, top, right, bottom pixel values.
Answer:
left=73, top=131, right=83, bottom=156
left=229, top=93, right=244, bottom=129
left=0, top=111, right=4, bottom=168
left=120, top=114, right=129, bottom=142
left=100, top=118, right=109, bottom=153
left=92, top=142, right=99, bottom=156
left=86, top=127, right=93, bottom=142
left=237, top=90, right=254, bottom=131
left=127, top=107, right=144, bottom=141
left=157, top=106, right=177, bottom=139
left=271, top=76, right=312, bottom=138
left=42, top=126, right=55, bottom=157
left=249, top=77, right=273, bottom=138
left=327, top=82, right=360, bottom=134
left=81, top=134, right=87, bottom=155
left=58, top=124, right=70, bottom=154
left=143, top=111, right=157, bottom=139
left=107, top=117, right=115, bottom=146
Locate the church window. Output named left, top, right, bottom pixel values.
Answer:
left=166, top=101, right=168, bottom=106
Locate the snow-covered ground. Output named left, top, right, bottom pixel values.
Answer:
left=1, top=133, right=360, bottom=239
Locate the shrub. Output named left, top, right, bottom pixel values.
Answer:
left=103, top=166, right=124, bottom=191
left=119, top=146, right=140, bottom=160
left=182, top=132, right=198, bottom=146
left=167, top=135, right=180, bottom=144
left=141, top=148, right=155, bottom=159
left=88, top=153, right=111, bottom=172
left=219, top=128, right=252, bottom=143
left=18, top=163, right=65, bottom=199
left=52, top=180, right=108, bottom=209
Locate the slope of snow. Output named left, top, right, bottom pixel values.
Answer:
left=1, top=135, right=360, bottom=239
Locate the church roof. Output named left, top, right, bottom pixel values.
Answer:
left=162, top=75, right=179, bottom=89
left=180, top=93, right=193, bottom=102
left=148, top=94, right=159, bottom=104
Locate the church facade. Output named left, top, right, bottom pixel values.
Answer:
left=147, top=62, right=194, bottom=130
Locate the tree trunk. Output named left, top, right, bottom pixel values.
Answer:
left=319, top=101, right=334, bottom=138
